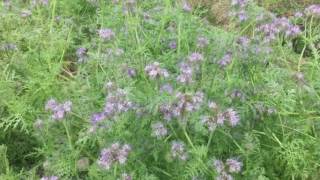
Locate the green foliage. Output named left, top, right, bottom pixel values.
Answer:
left=1, top=0, right=320, bottom=179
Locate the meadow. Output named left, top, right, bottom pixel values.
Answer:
left=1, top=0, right=320, bottom=179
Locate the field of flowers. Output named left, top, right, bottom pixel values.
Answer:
left=1, top=0, right=320, bottom=179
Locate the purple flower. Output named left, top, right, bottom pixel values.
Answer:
left=201, top=116, right=217, bottom=132
left=171, top=141, right=188, bottom=161
left=305, top=4, right=320, bottom=17
left=45, top=99, right=72, bottom=120
left=226, top=158, right=242, bottom=173
left=76, top=47, right=88, bottom=63
left=225, top=108, right=240, bottom=126
left=91, top=112, right=106, bottom=124
left=98, top=143, right=132, bottom=170
left=216, top=112, right=225, bottom=125
left=160, top=91, right=204, bottom=121
left=160, top=83, right=174, bottom=94
left=188, top=52, right=204, bottom=63
left=237, top=10, right=248, bottom=22
left=151, top=122, right=168, bottom=139
left=218, top=52, right=232, bottom=68
left=257, top=17, right=301, bottom=42
left=214, top=158, right=242, bottom=180
left=182, top=1, right=192, bottom=12
left=177, top=62, right=193, bottom=84
left=231, top=0, right=249, bottom=8
left=294, top=12, right=304, bottom=18
left=45, top=99, right=57, bottom=111
left=40, top=176, right=58, bottom=180
left=214, top=160, right=225, bottom=173
left=216, top=172, right=233, bottom=180
left=126, top=68, right=137, bottom=78
left=197, top=36, right=209, bottom=48
left=237, top=36, right=250, bottom=49
left=169, top=41, right=177, bottom=49
left=98, top=28, right=115, bottom=41
left=144, top=62, right=169, bottom=79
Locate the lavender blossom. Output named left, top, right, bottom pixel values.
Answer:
left=98, top=143, right=132, bottom=170
left=214, top=160, right=225, bottom=173
left=76, top=47, right=88, bottom=63
left=177, top=62, right=193, bottom=84
left=305, top=4, right=320, bottom=17
left=294, top=12, right=304, bottom=18
left=188, top=52, right=204, bottom=63
left=40, top=176, right=59, bottom=180
left=144, top=62, right=169, bottom=79
left=160, top=91, right=204, bottom=120
left=231, top=0, right=249, bottom=8
left=91, top=112, right=106, bottom=124
left=98, top=28, right=115, bottom=41
left=182, top=1, right=192, bottom=12
left=126, top=68, right=137, bottom=78
left=45, top=99, right=72, bottom=120
left=201, top=116, right=217, bottom=132
left=151, top=122, right=168, bottom=139
left=216, top=172, right=233, bottom=180
left=226, top=158, right=242, bottom=173
left=197, top=36, right=209, bottom=48
left=171, top=141, right=188, bottom=161
left=218, top=52, right=232, bottom=68
left=169, top=41, right=177, bottom=49
left=160, top=83, right=174, bottom=94
left=224, top=108, right=240, bottom=127
left=257, top=17, right=301, bottom=42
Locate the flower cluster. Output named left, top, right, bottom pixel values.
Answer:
left=98, top=143, right=132, bottom=170
left=91, top=83, right=133, bottom=125
left=218, top=52, right=233, bottom=68
left=76, top=47, right=88, bottom=63
left=144, top=62, right=169, bottom=79
left=230, top=0, right=250, bottom=22
left=40, top=176, right=58, bottom=180
left=151, top=122, right=168, bottom=139
left=177, top=52, right=204, bottom=84
left=182, top=1, right=192, bottom=12
left=197, top=36, right=209, bottom=49
left=98, top=28, right=115, bottom=41
left=45, top=99, right=72, bottom=120
left=214, top=158, right=242, bottom=180
left=201, top=102, right=240, bottom=132
left=171, top=141, right=188, bottom=161
left=257, top=17, right=301, bottom=43
left=176, top=62, right=193, bottom=84
left=160, top=83, right=174, bottom=94
left=160, top=91, right=204, bottom=121
left=304, top=4, right=320, bottom=17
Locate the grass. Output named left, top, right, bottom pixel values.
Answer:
left=0, top=0, right=320, bottom=179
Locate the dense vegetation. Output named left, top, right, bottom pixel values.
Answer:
left=1, top=0, right=320, bottom=179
